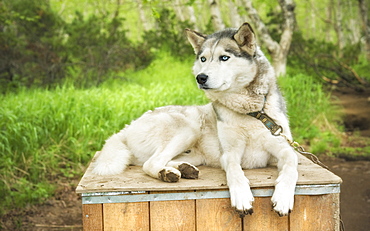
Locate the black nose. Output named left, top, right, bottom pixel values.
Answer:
left=196, top=74, right=208, bottom=85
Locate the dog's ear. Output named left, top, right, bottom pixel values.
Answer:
left=234, top=23, right=256, bottom=56
left=186, top=29, right=206, bottom=54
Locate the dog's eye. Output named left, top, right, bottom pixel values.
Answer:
left=220, top=55, right=230, bottom=61
left=200, top=56, right=206, bottom=62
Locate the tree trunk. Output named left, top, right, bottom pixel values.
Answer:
left=208, top=0, right=225, bottom=31
left=325, top=1, right=333, bottom=41
left=173, top=0, right=199, bottom=31
left=187, top=4, right=200, bottom=31
left=137, top=0, right=152, bottom=31
left=229, top=0, right=243, bottom=28
left=358, top=0, right=370, bottom=61
left=334, top=0, right=344, bottom=57
left=242, top=0, right=296, bottom=76
left=174, top=0, right=186, bottom=21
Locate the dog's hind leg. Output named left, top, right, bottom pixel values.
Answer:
left=142, top=129, right=199, bottom=183
left=93, top=132, right=132, bottom=175
left=167, top=154, right=204, bottom=179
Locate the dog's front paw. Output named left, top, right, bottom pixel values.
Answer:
left=229, top=181, right=254, bottom=217
left=271, top=185, right=295, bottom=216
left=158, top=167, right=181, bottom=182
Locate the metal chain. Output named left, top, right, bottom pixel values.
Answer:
left=248, top=110, right=344, bottom=230
left=247, top=110, right=330, bottom=170
left=279, top=133, right=330, bottom=170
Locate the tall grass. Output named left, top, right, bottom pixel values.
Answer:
left=0, top=53, right=207, bottom=214
left=279, top=74, right=342, bottom=153
left=0, top=52, right=340, bottom=214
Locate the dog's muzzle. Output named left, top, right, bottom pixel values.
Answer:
left=196, top=73, right=208, bottom=88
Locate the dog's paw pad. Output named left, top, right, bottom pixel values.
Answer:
left=159, top=169, right=180, bottom=182
left=178, top=163, right=199, bottom=179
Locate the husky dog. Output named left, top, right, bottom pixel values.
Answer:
left=93, top=23, right=298, bottom=217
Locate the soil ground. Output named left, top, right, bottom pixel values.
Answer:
left=1, top=88, right=370, bottom=231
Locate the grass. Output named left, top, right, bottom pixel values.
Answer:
left=0, top=51, right=342, bottom=215
left=0, top=53, right=208, bottom=214
left=279, top=73, right=343, bottom=154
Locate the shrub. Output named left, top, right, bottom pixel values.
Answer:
left=143, top=8, right=195, bottom=58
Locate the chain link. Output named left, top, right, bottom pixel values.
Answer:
left=280, top=133, right=329, bottom=170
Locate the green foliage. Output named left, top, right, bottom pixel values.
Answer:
left=279, top=73, right=342, bottom=154
left=0, top=0, right=66, bottom=90
left=352, top=57, right=370, bottom=82
left=289, top=32, right=369, bottom=88
left=144, top=8, right=195, bottom=58
left=64, top=11, right=153, bottom=87
left=0, top=0, right=153, bottom=92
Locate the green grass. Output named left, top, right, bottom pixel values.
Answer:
left=0, top=52, right=341, bottom=214
left=0, top=53, right=207, bottom=214
left=279, top=73, right=342, bottom=154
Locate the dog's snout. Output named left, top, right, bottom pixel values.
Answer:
left=196, top=74, right=208, bottom=85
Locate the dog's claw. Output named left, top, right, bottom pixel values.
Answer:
left=273, top=208, right=292, bottom=217
left=271, top=202, right=293, bottom=217
left=236, top=208, right=253, bottom=218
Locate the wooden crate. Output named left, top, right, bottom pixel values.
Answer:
left=76, top=153, right=342, bottom=231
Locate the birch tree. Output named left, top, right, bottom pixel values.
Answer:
left=334, top=0, right=344, bottom=57
left=241, top=0, right=296, bottom=76
left=208, top=0, right=225, bottom=31
left=137, top=0, right=152, bottom=31
left=228, top=0, right=244, bottom=28
left=358, top=0, right=370, bottom=61
left=173, top=0, right=199, bottom=30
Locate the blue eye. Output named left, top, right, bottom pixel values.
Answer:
left=200, top=56, right=206, bottom=62
left=220, top=55, right=230, bottom=61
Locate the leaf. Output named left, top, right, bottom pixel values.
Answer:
left=151, top=7, right=160, bottom=19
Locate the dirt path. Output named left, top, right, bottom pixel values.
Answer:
left=328, top=87, right=370, bottom=231
left=1, top=88, right=370, bottom=231
left=332, top=87, right=370, bottom=137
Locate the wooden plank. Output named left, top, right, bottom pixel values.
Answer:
left=150, top=191, right=196, bottom=231
left=196, top=191, right=242, bottom=231
left=290, top=193, right=340, bottom=231
left=82, top=204, right=103, bottom=231
left=103, top=202, right=149, bottom=231
left=243, top=197, right=288, bottom=231
left=76, top=153, right=342, bottom=194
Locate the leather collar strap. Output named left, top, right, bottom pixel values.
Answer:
left=247, top=111, right=283, bottom=136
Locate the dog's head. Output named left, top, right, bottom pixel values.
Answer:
left=186, top=23, right=258, bottom=92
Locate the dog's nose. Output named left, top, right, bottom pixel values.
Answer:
left=196, top=74, right=208, bottom=85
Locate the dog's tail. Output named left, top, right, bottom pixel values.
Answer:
left=92, top=131, right=131, bottom=175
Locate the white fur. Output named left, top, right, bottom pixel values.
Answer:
left=93, top=23, right=298, bottom=217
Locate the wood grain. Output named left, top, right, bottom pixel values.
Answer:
left=103, top=202, right=149, bottom=231
left=150, top=191, right=196, bottom=231
left=76, top=153, right=342, bottom=194
left=82, top=204, right=103, bottom=231
left=196, top=191, right=242, bottom=231
left=290, top=193, right=340, bottom=231
left=243, top=197, right=288, bottom=231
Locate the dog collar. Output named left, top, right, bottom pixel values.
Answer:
left=247, top=111, right=283, bottom=136
left=247, top=95, right=283, bottom=136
